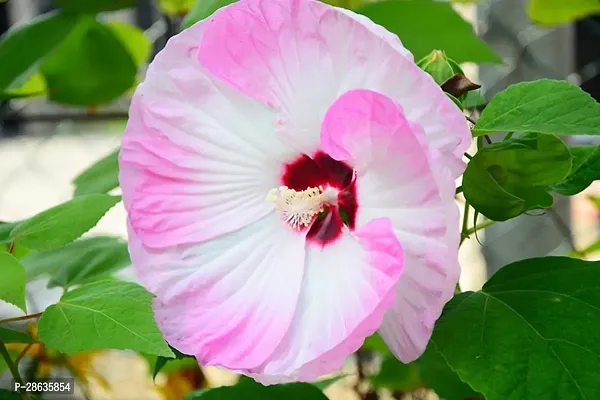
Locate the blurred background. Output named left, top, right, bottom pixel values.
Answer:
left=1, top=0, right=599, bottom=399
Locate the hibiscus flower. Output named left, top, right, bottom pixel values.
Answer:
left=119, top=0, right=470, bottom=384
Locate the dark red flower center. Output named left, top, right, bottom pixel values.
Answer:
left=282, top=151, right=358, bottom=247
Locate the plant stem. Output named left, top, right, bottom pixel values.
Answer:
left=15, top=342, right=35, bottom=366
left=0, top=312, right=43, bottom=325
left=8, top=240, right=15, bottom=255
left=460, top=201, right=471, bottom=246
left=477, top=135, right=485, bottom=150
left=0, top=338, right=25, bottom=388
left=464, top=219, right=495, bottom=236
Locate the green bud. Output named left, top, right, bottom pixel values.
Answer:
left=416, top=50, right=455, bottom=85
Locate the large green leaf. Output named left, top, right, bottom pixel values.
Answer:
left=38, top=280, right=174, bottom=357
left=0, top=389, right=43, bottom=400
left=182, top=0, right=236, bottom=29
left=0, top=253, right=27, bottom=312
left=553, top=145, right=600, bottom=196
left=463, top=134, right=572, bottom=221
left=106, top=22, right=151, bottom=67
left=0, top=327, right=34, bottom=344
left=369, top=356, right=421, bottom=392
left=0, top=222, right=27, bottom=259
left=41, top=17, right=137, bottom=105
left=432, top=256, right=600, bottom=400
left=528, top=0, right=600, bottom=26
left=473, top=80, right=600, bottom=137
left=9, top=194, right=120, bottom=251
left=21, top=236, right=130, bottom=288
left=0, top=222, right=18, bottom=244
left=73, top=149, right=119, bottom=196
left=0, top=12, right=76, bottom=93
left=0, top=72, right=46, bottom=100
left=417, top=343, right=482, bottom=400
left=53, top=0, right=139, bottom=13
left=355, top=0, right=501, bottom=63
left=186, top=380, right=329, bottom=400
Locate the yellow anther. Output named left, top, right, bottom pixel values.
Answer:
left=267, top=186, right=335, bottom=229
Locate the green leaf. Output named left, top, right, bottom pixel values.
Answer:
left=53, top=0, right=139, bottom=13
left=461, top=89, right=485, bottom=109
left=0, top=389, right=43, bottom=400
left=73, top=149, right=119, bottom=196
left=370, top=356, right=421, bottom=392
left=0, top=327, right=34, bottom=344
left=0, top=12, right=76, bottom=93
left=571, top=237, right=600, bottom=258
left=159, top=0, right=196, bottom=16
left=0, top=253, right=27, bottom=312
left=463, top=134, right=572, bottom=221
left=9, top=194, right=120, bottom=251
left=1, top=71, right=46, bottom=100
left=0, top=221, right=18, bottom=244
left=362, top=333, right=392, bottom=355
left=0, top=348, right=20, bottom=376
left=106, top=22, right=151, bottom=67
left=312, top=375, right=345, bottom=391
left=182, top=0, right=237, bottom=29
left=552, top=145, right=600, bottom=196
left=417, top=343, right=482, bottom=400
left=38, top=280, right=174, bottom=357
left=355, top=0, right=501, bottom=64
left=41, top=17, right=137, bottom=106
left=473, top=80, right=600, bottom=137
left=21, top=236, right=130, bottom=288
left=446, top=93, right=464, bottom=111
left=154, top=346, right=194, bottom=379
left=186, top=381, right=329, bottom=400
left=528, top=0, right=600, bottom=26
left=432, top=256, right=600, bottom=400
left=0, top=237, right=28, bottom=260
left=0, top=390, right=22, bottom=400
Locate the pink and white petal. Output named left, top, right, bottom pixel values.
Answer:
left=128, top=213, right=306, bottom=370
left=120, top=21, right=294, bottom=249
left=378, top=204, right=461, bottom=362
left=197, top=0, right=469, bottom=172
left=320, top=89, right=461, bottom=362
left=314, top=10, right=470, bottom=176
left=247, top=218, right=403, bottom=384
left=335, top=7, right=413, bottom=61
left=198, top=0, right=340, bottom=155
left=376, top=123, right=461, bottom=363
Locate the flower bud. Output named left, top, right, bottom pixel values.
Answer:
left=417, top=50, right=455, bottom=85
